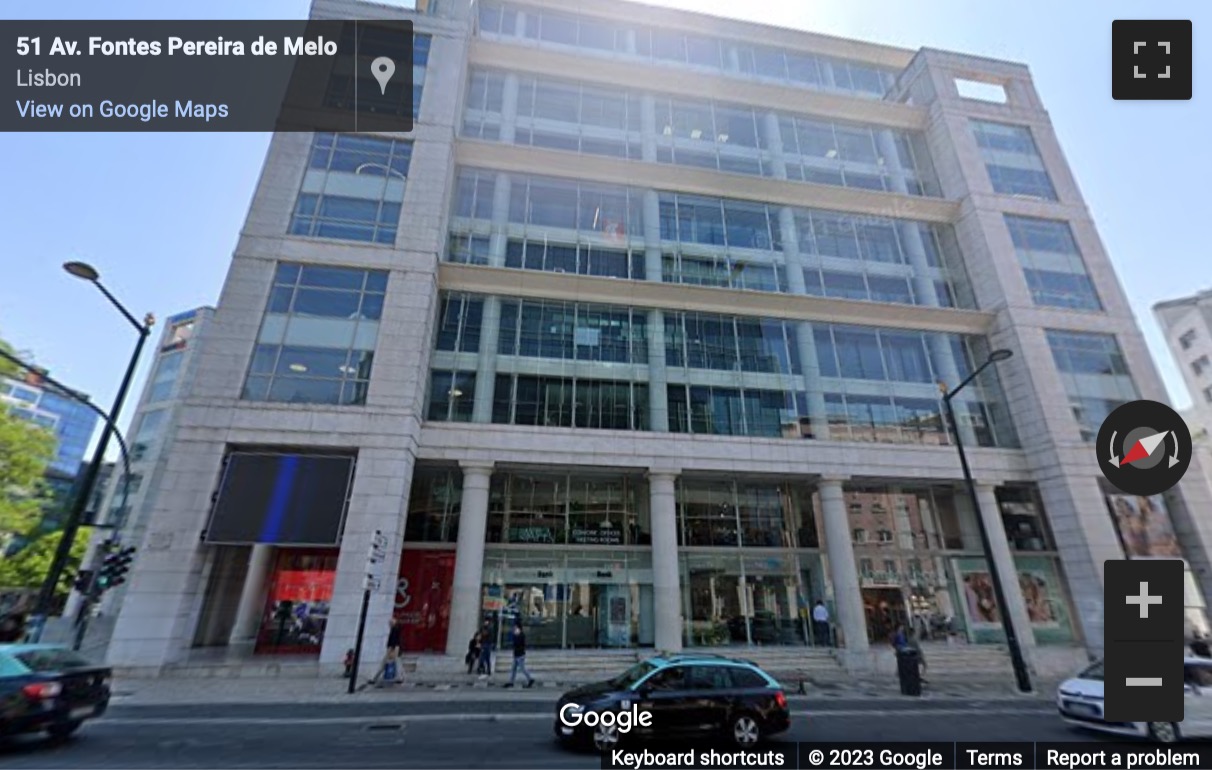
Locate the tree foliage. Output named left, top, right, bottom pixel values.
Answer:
left=0, top=333, right=19, bottom=378
left=0, top=528, right=91, bottom=594
left=0, top=409, right=56, bottom=538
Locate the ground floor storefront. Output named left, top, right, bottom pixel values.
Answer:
left=183, top=463, right=1212, bottom=665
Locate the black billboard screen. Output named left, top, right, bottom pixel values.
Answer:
left=204, top=452, right=354, bottom=545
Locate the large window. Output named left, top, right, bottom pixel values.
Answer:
left=971, top=121, right=1057, bottom=200
left=476, top=2, right=896, bottom=100
left=463, top=68, right=937, bottom=196
left=289, top=134, right=412, bottom=245
left=491, top=374, right=649, bottom=431
left=449, top=168, right=969, bottom=309
left=147, top=351, right=183, bottom=403
left=1046, top=330, right=1137, bottom=441
left=244, top=263, right=386, bottom=406
left=498, top=300, right=648, bottom=364
left=130, top=409, right=167, bottom=462
left=1005, top=216, right=1100, bottom=311
left=665, top=313, right=799, bottom=375
left=816, top=325, right=1016, bottom=447
left=435, top=294, right=484, bottom=353
left=486, top=471, right=648, bottom=546
left=404, top=466, right=463, bottom=543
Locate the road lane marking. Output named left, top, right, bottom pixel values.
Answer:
left=98, top=706, right=1050, bottom=727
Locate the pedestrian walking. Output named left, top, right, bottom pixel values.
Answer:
left=369, top=616, right=402, bottom=687
left=811, top=600, right=831, bottom=647
left=907, top=627, right=928, bottom=683
left=476, top=618, right=496, bottom=678
left=503, top=621, right=534, bottom=689
left=465, top=631, right=482, bottom=675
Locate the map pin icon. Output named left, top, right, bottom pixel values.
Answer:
left=371, top=57, right=395, bottom=96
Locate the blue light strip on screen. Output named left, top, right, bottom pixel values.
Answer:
left=260, top=455, right=299, bottom=542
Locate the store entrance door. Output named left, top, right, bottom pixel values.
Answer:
left=862, top=587, right=907, bottom=644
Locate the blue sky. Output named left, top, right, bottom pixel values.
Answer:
left=1, top=0, right=1209, bottom=460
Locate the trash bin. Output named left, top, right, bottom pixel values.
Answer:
left=896, top=648, right=922, bottom=696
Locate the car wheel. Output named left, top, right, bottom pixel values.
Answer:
left=592, top=722, right=622, bottom=752
left=730, top=712, right=761, bottom=747
left=46, top=721, right=81, bottom=740
left=1148, top=722, right=1180, bottom=744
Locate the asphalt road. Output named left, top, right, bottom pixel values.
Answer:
left=0, top=698, right=1113, bottom=769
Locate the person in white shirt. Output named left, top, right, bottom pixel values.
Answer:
left=811, top=600, right=831, bottom=647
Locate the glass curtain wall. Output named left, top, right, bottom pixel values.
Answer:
left=844, top=483, right=981, bottom=644
left=481, top=470, right=654, bottom=649
left=677, top=478, right=824, bottom=647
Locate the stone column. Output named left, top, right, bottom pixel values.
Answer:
left=499, top=73, right=519, bottom=145
left=648, top=471, right=683, bottom=653
left=973, top=483, right=1037, bottom=657
left=446, top=462, right=494, bottom=655
left=775, top=205, right=829, bottom=439
left=874, top=128, right=976, bottom=446
left=818, top=477, right=868, bottom=654
left=227, top=544, right=275, bottom=650
left=642, top=187, right=670, bottom=432
left=471, top=171, right=512, bottom=424
left=318, top=448, right=416, bottom=668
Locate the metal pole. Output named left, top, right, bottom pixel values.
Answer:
left=348, top=587, right=373, bottom=695
left=943, top=393, right=1033, bottom=693
left=31, top=325, right=149, bottom=627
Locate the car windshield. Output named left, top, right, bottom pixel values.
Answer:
left=15, top=649, right=94, bottom=672
left=608, top=660, right=658, bottom=689
left=1079, top=661, right=1104, bottom=681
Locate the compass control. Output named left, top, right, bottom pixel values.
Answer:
left=1096, top=399, right=1192, bottom=496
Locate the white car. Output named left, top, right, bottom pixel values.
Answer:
left=1057, top=657, right=1212, bottom=743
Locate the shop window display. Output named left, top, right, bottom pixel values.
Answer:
left=676, top=479, right=825, bottom=647
left=480, top=549, right=654, bottom=650
left=846, top=485, right=974, bottom=644
left=255, top=549, right=338, bottom=655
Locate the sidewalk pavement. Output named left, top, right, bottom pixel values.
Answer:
left=110, top=672, right=1061, bottom=707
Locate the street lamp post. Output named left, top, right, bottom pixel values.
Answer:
left=940, top=348, right=1033, bottom=693
left=28, top=263, right=153, bottom=635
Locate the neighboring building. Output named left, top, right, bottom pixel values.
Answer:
left=1, top=368, right=101, bottom=551
left=66, top=308, right=216, bottom=624
left=106, top=0, right=1212, bottom=674
left=1157, top=291, right=1212, bottom=495
left=2, top=369, right=99, bottom=480
left=1156, top=291, right=1212, bottom=432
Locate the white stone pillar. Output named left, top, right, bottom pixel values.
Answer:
left=642, top=187, right=670, bottom=432
left=227, top=544, right=274, bottom=649
left=446, top=462, right=494, bottom=655
left=775, top=206, right=829, bottom=439
left=318, top=448, right=415, bottom=668
left=472, top=170, right=512, bottom=424
left=818, top=477, right=868, bottom=653
left=973, top=483, right=1037, bottom=656
left=648, top=471, right=683, bottom=653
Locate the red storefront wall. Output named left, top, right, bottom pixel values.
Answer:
left=394, top=550, right=455, bottom=652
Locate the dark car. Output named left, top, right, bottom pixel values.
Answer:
left=554, top=654, right=791, bottom=751
left=0, top=644, right=112, bottom=740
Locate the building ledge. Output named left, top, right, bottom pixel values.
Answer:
left=439, top=262, right=994, bottom=334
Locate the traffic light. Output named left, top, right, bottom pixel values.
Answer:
left=98, top=546, right=136, bottom=592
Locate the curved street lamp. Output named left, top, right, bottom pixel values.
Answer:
left=939, top=348, right=1033, bottom=693
left=27, top=264, right=154, bottom=635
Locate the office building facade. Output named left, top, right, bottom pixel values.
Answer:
left=107, top=0, right=1212, bottom=672
left=63, top=308, right=215, bottom=625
